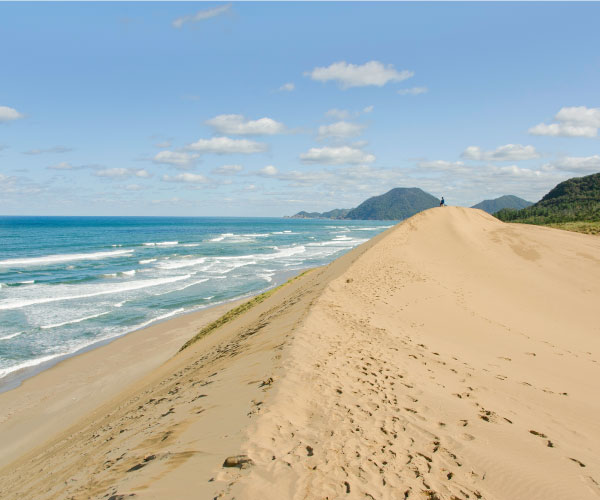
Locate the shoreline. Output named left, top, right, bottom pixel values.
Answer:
left=0, top=267, right=307, bottom=469
left=0, top=267, right=305, bottom=394
left=1, top=208, right=599, bottom=499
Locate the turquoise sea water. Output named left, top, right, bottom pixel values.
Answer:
left=0, top=216, right=392, bottom=388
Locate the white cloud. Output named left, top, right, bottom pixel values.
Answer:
left=24, top=146, right=72, bottom=155
left=300, top=146, right=375, bottom=165
left=124, top=184, right=144, bottom=191
left=95, top=168, right=151, bottom=179
left=418, top=160, right=468, bottom=172
left=172, top=4, right=230, bottom=29
left=529, top=106, right=600, bottom=137
left=187, top=136, right=267, bottom=154
left=278, top=82, right=295, bottom=92
left=528, top=123, right=597, bottom=138
left=317, top=121, right=365, bottom=140
left=461, top=144, right=540, bottom=161
left=259, top=165, right=278, bottom=176
left=548, top=155, right=600, bottom=173
left=205, top=114, right=286, bottom=136
left=325, top=108, right=351, bottom=120
left=153, top=150, right=199, bottom=168
left=397, top=87, right=428, bottom=96
left=47, top=161, right=79, bottom=170
left=363, top=105, right=374, bottom=113
left=162, top=173, right=208, bottom=184
left=306, top=61, right=413, bottom=89
left=0, top=106, right=24, bottom=122
left=555, top=106, right=600, bottom=127
left=212, top=164, right=243, bottom=175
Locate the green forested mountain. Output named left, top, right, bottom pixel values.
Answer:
left=472, top=195, right=532, bottom=214
left=495, top=173, right=600, bottom=224
left=287, top=208, right=350, bottom=219
left=344, top=188, right=439, bottom=220
left=321, top=208, right=351, bottom=219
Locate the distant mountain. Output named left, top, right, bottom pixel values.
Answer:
left=472, top=195, right=533, bottom=214
left=287, top=208, right=350, bottom=219
left=495, top=173, right=600, bottom=224
left=345, top=188, right=439, bottom=220
left=321, top=208, right=351, bottom=219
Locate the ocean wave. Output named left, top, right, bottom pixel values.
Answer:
left=181, top=243, right=201, bottom=247
left=0, top=249, right=134, bottom=267
left=0, top=274, right=191, bottom=311
left=0, top=331, right=24, bottom=341
left=143, top=241, right=178, bottom=246
left=157, top=257, right=206, bottom=270
left=133, top=308, right=185, bottom=330
left=41, top=311, right=111, bottom=330
left=0, top=352, right=67, bottom=380
left=306, top=238, right=367, bottom=248
left=2, top=280, right=36, bottom=287
left=120, top=270, right=136, bottom=277
left=139, top=258, right=157, bottom=264
left=154, top=278, right=209, bottom=296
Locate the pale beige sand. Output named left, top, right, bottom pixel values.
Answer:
left=1, top=207, right=599, bottom=500
left=0, top=298, right=246, bottom=469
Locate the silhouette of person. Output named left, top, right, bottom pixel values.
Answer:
left=440, top=196, right=445, bottom=207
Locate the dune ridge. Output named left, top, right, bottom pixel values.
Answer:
left=1, top=207, right=599, bottom=500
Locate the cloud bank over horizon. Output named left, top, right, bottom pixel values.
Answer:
left=2, top=2, right=599, bottom=216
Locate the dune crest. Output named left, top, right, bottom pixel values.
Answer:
left=1, top=207, right=599, bottom=500
left=220, top=207, right=600, bottom=499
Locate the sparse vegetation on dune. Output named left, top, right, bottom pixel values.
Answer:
left=545, top=221, right=600, bottom=235
left=179, top=270, right=313, bottom=351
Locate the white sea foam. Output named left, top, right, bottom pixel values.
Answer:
left=0, top=249, right=134, bottom=267
left=0, top=353, right=67, bottom=380
left=143, top=241, right=178, bottom=246
left=0, top=274, right=191, bottom=311
left=157, top=257, right=206, bottom=270
left=41, top=311, right=111, bottom=330
left=209, top=233, right=232, bottom=242
left=154, top=278, right=209, bottom=296
left=204, top=296, right=214, bottom=300
left=181, top=243, right=201, bottom=247
left=120, top=270, right=136, bottom=277
left=0, top=331, right=24, bottom=341
left=209, top=233, right=266, bottom=243
left=134, top=308, right=185, bottom=330
left=139, top=258, right=157, bottom=264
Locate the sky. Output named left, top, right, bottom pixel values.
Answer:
left=1, top=1, right=599, bottom=217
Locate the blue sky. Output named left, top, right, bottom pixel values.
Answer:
left=1, top=2, right=599, bottom=216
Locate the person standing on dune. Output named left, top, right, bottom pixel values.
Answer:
left=440, top=196, right=445, bottom=207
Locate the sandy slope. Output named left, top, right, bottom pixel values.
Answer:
left=1, top=207, right=599, bottom=500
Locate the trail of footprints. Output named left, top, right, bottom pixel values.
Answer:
left=216, top=267, right=595, bottom=499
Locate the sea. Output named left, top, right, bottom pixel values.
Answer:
left=0, top=216, right=393, bottom=390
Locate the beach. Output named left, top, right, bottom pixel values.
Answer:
left=1, top=207, right=599, bottom=499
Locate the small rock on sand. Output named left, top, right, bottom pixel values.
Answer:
left=223, top=455, right=254, bottom=468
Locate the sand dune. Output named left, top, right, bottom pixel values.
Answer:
left=1, top=207, right=599, bottom=500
